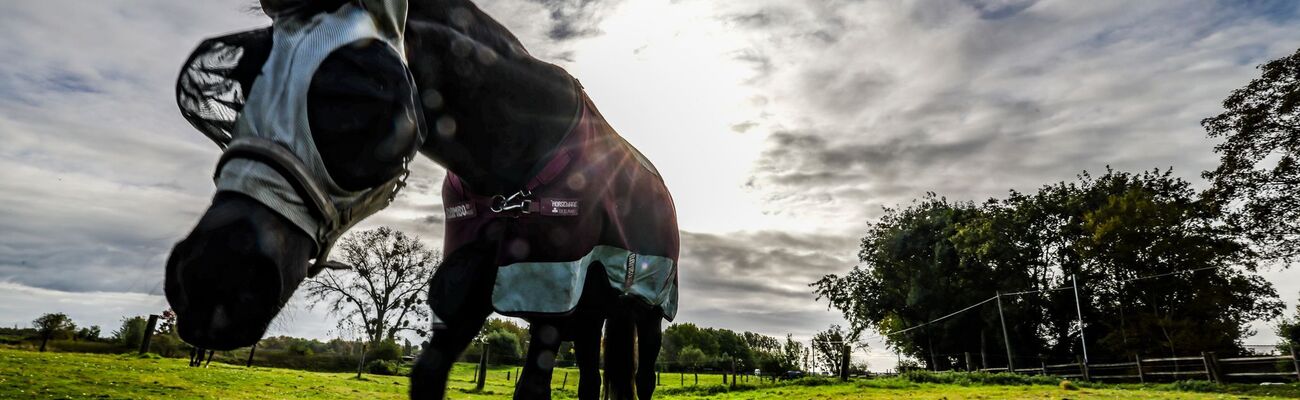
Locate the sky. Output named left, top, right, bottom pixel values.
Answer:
left=2, top=0, right=1300, bottom=370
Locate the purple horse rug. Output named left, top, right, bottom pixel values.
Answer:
left=439, top=91, right=679, bottom=321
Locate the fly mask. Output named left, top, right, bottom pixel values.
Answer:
left=176, top=0, right=424, bottom=275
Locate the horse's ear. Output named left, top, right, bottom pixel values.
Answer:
left=176, top=28, right=274, bottom=148
left=360, top=0, right=408, bottom=47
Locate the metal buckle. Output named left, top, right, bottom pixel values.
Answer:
left=490, top=189, right=533, bottom=215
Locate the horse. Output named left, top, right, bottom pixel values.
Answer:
left=164, top=0, right=679, bottom=398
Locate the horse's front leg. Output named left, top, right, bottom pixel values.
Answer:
left=573, top=314, right=604, bottom=400
left=516, top=322, right=562, bottom=399
left=410, top=244, right=497, bottom=399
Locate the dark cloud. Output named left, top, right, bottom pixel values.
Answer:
left=677, top=230, right=857, bottom=311
left=526, top=0, right=620, bottom=41
left=961, top=0, right=1038, bottom=20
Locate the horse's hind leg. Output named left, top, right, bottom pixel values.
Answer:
left=634, top=311, right=662, bottom=400
left=516, top=323, right=562, bottom=399
left=573, top=315, right=604, bottom=400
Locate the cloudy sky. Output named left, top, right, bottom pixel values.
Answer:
left=2, top=0, right=1299, bottom=369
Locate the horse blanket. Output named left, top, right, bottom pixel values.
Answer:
left=441, top=91, right=680, bottom=321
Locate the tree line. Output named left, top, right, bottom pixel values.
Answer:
left=813, top=47, right=1300, bottom=369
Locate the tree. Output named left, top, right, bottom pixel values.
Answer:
left=677, top=346, right=705, bottom=372
left=483, top=330, right=522, bottom=365
left=1203, top=47, right=1300, bottom=264
left=1279, top=292, right=1300, bottom=350
left=75, top=326, right=101, bottom=341
left=32, top=313, right=76, bottom=352
left=810, top=325, right=849, bottom=376
left=113, top=316, right=147, bottom=349
left=780, top=334, right=806, bottom=373
left=812, top=196, right=1028, bottom=369
left=814, top=169, right=1283, bottom=364
left=304, top=227, right=439, bottom=348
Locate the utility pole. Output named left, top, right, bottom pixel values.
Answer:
left=1072, top=274, right=1089, bottom=363
left=995, top=292, right=1015, bottom=372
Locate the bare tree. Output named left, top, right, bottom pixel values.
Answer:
left=304, top=227, right=439, bottom=346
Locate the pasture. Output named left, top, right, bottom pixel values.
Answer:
left=4, top=349, right=1300, bottom=399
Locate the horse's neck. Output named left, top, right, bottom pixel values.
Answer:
left=408, top=2, right=579, bottom=195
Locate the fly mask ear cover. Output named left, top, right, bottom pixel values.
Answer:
left=207, top=1, right=422, bottom=276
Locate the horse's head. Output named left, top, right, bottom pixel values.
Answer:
left=165, top=192, right=316, bottom=349
left=166, top=5, right=423, bottom=349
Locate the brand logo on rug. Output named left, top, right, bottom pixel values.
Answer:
left=541, top=199, right=580, bottom=216
left=445, top=202, right=476, bottom=220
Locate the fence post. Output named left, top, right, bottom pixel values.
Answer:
left=246, top=344, right=256, bottom=368
left=964, top=352, right=973, bottom=371
left=995, top=292, right=1015, bottom=372
left=841, top=344, right=851, bottom=381
left=1201, top=352, right=1218, bottom=383
left=1076, top=355, right=1090, bottom=381
left=1291, top=345, right=1300, bottom=382
left=475, top=346, right=488, bottom=391
left=1040, top=359, right=1047, bottom=376
left=138, top=314, right=160, bottom=354
left=1134, top=355, right=1145, bottom=384
left=1210, top=352, right=1223, bottom=383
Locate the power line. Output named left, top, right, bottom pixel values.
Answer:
left=878, top=265, right=1240, bottom=339
left=884, top=296, right=997, bottom=336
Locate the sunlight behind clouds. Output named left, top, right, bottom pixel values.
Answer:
left=564, top=0, right=778, bottom=234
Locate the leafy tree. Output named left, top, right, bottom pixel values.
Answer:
left=810, top=325, right=849, bottom=376
left=1279, top=293, right=1300, bottom=350
left=677, top=346, right=706, bottom=372
left=781, top=334, right=806, bottom=372
left=113, top=316, right=147, bottom=349
left=662, top=323, right=717, bottom=368
left=814, top=169, right=1283, bottom=364
left=367, top=339, right=403, bottom=362
left=75, top=325, right=101, bottom=341
left=304, top=227, right=440, bottom=348
left=483, top=330, right=521, bottom=365
left=813, top=196, right=1030, bottom=369
left=32, top=313, right=76, bottom=352
left=1203, top=47, right=1300, bottom=264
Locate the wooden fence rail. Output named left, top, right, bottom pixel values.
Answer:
left=959, top=348, right=1300, bottom=384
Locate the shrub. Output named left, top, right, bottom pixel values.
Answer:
left=899, top=370, right=1060, bottom=386
left=1167, top=380, right=1220, bottom=393
left=366, top=340, right=403, bottom=361
left=483, top=331, right=521, bottom=364
left=366, top=360, right=400, bottom=376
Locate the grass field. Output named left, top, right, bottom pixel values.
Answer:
left=3, top=348, right=1300, bottom=399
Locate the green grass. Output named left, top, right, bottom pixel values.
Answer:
left=2, top=348, right=1299, bottom=399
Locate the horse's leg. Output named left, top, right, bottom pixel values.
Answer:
left=603, top=310, right=636, bottom=399
left=409, top=243, right=497, bottom=399
left=573, top=315, right=604, bottom=400
left=516, top=323, right=562, bottom=399
left=634, top=311, right=662, bottom=400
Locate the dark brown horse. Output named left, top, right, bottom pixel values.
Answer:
left=165, top=1, right=677, bottom=398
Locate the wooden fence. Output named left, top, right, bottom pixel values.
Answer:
left=965, top=350, right=1300, bottom=383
